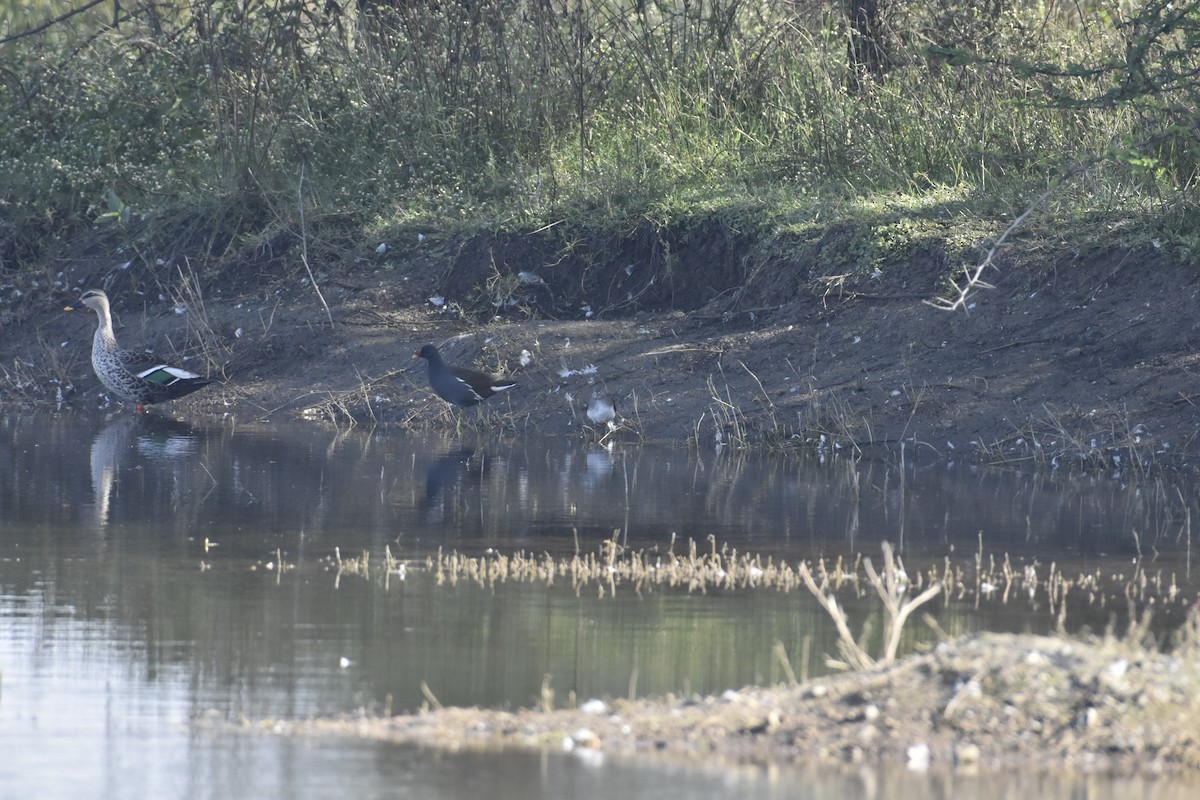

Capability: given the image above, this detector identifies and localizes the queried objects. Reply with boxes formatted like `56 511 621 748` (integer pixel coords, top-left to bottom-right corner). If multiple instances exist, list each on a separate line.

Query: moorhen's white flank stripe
415 343 516 408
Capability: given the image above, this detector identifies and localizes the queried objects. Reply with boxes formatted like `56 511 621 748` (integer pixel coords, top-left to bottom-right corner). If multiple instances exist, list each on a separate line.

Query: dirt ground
7 226 1199 472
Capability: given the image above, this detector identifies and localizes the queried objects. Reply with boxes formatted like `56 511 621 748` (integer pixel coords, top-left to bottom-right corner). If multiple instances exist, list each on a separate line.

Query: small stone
954 743 981 765
572 727 602 748
907 742 931 772
580 699 608 715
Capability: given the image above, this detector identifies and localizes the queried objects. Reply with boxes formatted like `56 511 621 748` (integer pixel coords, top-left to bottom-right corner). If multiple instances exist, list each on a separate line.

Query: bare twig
925 181 1055 313
0 0 109 45
297 164 334 328
797 560 875 671
738 359 778 425
863 542 943 664
420 681 443 710
799 542 942 670
928 129 1181 313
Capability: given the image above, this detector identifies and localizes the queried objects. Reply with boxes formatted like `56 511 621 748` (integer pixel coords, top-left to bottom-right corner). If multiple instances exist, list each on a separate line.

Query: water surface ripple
1 415 1197 798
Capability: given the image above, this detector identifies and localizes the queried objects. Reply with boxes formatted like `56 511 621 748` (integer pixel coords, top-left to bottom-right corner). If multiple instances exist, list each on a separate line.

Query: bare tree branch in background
927 125 1188 313
923 181 1056 314
0 0 110 46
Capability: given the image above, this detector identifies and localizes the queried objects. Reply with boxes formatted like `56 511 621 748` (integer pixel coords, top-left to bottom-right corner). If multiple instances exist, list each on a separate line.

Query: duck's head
64 289 110 314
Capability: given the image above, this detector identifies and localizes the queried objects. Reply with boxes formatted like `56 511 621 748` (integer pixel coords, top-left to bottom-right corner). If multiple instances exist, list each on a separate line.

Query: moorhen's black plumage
415 344 516 408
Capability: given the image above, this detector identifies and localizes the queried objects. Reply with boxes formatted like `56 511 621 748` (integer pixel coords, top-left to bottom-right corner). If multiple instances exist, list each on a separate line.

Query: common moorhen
66 289 214 412
415 344 516 408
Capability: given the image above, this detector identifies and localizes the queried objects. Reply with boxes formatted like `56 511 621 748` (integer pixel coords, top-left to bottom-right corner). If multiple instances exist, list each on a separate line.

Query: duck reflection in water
89 415 201 530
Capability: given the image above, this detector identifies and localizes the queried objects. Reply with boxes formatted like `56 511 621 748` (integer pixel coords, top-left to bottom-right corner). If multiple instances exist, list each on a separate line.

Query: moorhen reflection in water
421 448 482 523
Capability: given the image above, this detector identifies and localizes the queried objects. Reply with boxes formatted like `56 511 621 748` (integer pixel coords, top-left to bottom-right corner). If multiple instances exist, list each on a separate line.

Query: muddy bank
3 230 1199 469
245 632 1200 775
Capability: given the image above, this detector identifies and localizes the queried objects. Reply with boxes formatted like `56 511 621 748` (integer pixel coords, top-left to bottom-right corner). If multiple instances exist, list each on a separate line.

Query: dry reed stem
328 537 1191 658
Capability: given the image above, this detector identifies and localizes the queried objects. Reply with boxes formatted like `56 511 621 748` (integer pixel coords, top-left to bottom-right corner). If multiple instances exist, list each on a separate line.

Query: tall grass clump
1 0 1197 272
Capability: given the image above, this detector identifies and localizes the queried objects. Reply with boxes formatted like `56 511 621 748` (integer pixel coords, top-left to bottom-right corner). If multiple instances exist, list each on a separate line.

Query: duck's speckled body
67 289 213 411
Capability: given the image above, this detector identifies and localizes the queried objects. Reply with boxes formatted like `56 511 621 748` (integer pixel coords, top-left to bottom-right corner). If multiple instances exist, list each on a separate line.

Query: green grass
1 0 1197 280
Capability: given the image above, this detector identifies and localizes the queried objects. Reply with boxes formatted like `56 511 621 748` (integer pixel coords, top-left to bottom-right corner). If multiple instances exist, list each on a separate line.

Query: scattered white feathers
558 359 597 379
586 392 616 427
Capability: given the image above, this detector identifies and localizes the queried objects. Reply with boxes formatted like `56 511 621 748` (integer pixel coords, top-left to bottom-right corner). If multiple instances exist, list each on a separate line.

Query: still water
2 414 1198 799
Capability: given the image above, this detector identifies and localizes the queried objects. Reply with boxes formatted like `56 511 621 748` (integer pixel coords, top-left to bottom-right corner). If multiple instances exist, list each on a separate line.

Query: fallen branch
799 542 942 670
797 560 875 671
864 542 943 664
927 130 1181 313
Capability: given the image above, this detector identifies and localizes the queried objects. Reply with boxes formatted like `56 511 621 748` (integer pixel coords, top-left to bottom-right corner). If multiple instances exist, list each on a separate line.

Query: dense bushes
0 0 1197 268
